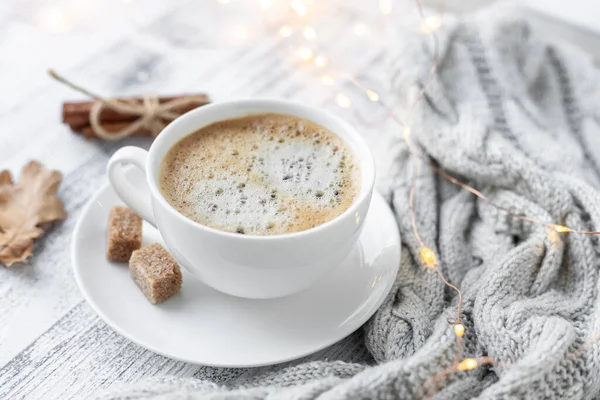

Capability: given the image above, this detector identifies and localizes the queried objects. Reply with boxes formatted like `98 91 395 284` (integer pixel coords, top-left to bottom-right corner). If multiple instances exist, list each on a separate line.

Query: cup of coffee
107 99 375 299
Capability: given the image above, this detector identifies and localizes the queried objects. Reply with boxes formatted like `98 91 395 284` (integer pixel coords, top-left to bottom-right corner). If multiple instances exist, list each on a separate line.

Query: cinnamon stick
62 94 210 130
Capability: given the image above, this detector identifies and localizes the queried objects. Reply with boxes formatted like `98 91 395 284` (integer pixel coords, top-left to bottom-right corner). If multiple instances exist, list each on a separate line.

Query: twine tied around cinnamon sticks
49 70 210 141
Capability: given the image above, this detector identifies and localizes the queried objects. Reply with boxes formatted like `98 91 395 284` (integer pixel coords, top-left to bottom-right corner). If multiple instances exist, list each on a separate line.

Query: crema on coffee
159 113 360 235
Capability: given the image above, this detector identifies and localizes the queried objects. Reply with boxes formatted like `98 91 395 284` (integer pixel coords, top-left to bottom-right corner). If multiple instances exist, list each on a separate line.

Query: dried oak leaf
0 161 66 267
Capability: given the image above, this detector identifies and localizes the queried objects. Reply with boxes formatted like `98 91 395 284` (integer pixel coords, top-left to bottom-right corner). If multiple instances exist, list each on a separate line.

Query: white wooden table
2 0 599 398
0 1 405 398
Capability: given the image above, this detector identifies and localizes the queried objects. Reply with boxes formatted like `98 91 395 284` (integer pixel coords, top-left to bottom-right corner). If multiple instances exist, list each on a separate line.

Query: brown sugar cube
107 206 143 262
129 243 182 304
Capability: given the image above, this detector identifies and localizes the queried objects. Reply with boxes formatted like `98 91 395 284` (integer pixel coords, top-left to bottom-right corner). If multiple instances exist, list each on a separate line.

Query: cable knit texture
96 4 600 399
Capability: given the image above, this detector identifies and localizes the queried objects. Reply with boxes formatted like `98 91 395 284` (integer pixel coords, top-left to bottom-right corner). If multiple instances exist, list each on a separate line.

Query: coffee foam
159 113 361 235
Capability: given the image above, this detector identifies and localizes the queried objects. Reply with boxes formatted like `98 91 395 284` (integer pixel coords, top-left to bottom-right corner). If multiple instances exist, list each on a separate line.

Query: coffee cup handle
107 146 157 227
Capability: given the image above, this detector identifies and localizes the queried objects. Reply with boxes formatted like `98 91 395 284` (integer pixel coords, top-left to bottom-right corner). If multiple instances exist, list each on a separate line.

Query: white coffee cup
107 99 375 299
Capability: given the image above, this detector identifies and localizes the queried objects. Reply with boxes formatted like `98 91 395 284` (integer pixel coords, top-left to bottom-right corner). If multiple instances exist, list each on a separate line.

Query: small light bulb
366 90 379 102
303 26 317 41
458 358 478 371
420 247 437 268
454 324 465 337
379 0 392 15
402 125 411 139
321 75 334 86
336 94 351 108
38 8 70 34
314 56 328 68
279 25 293 37
423 15 441 31
260 0 272 10
354 23 369 36
554 225 570 233
291 0 308 16
297 46 314 61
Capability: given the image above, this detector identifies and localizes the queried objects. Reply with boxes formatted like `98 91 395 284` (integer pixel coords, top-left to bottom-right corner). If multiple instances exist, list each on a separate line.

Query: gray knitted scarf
97 4 600 399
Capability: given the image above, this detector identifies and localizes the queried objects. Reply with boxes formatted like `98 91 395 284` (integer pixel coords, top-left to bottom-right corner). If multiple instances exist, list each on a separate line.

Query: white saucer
71 172 400 367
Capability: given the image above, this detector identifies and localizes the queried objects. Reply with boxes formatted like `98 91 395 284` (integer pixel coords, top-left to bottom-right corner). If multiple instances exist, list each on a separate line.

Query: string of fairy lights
252 0 473 375
220 0 600 394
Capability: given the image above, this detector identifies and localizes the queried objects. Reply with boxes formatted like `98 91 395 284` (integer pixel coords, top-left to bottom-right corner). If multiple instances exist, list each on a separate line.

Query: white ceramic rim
146 99 376 241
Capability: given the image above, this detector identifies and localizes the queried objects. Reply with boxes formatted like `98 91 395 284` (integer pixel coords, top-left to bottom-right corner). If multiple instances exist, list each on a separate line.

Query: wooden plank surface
0 0 405 398
0 300 372 399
